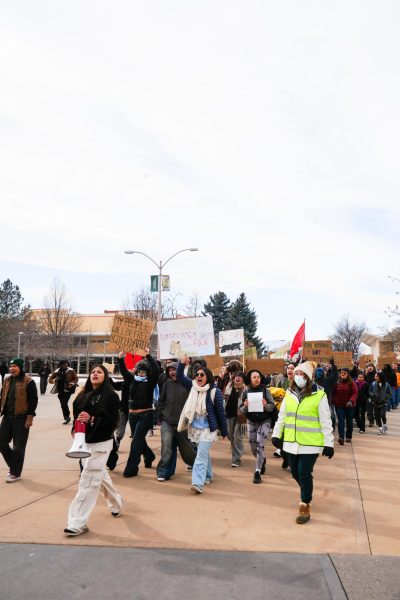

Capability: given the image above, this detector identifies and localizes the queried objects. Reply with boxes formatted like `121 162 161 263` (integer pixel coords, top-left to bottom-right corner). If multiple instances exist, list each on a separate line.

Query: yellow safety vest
284 389 325 446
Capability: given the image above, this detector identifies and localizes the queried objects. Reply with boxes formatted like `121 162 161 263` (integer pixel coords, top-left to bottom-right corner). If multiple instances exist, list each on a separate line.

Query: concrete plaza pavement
0 382 400 599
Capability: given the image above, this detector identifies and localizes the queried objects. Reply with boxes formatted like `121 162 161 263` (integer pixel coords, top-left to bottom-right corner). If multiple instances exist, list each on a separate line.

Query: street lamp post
124 248 198 323
17 331 24 358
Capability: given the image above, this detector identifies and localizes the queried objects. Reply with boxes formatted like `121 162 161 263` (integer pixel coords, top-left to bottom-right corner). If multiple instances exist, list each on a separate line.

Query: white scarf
177 381 210 432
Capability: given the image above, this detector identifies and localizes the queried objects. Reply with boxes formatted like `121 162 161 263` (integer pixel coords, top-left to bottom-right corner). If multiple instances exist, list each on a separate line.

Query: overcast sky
1 1 399 343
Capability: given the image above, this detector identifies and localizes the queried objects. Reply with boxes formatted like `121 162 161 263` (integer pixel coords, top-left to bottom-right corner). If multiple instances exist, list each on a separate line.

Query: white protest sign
219 329 245 357
247 392 264 412
157 316 215 360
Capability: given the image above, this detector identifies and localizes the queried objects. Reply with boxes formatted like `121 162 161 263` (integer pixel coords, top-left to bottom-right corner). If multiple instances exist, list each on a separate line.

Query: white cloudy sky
1 1 399 343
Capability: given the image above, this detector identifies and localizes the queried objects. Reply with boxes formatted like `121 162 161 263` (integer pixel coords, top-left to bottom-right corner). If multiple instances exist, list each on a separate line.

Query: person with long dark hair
177 355 228 494
239 369 276 484
272 361 334 524
64 364 123 537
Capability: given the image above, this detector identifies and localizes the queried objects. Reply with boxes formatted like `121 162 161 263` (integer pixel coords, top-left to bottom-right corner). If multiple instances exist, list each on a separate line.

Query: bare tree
162 292 182 319
183 290 203 317
122 287 157 321
33 278 81 359
330 314 367 358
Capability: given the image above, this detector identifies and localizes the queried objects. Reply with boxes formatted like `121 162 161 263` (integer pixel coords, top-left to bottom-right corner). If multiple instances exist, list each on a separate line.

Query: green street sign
150 275 159 292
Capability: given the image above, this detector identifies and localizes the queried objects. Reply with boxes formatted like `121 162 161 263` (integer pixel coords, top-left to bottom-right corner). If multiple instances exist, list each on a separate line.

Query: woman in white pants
64 365 123 536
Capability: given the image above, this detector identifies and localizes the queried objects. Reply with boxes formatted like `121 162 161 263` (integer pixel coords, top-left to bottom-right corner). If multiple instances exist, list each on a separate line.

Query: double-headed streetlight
124 248 198 322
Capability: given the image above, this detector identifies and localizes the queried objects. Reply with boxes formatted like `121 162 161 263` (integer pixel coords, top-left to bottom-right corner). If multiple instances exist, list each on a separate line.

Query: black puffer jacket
72 384 120 443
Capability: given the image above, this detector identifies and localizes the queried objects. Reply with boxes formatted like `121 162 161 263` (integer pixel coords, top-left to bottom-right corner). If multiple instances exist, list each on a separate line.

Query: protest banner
359 355 374 369
245 358 285 376
303 340 333 364
244 347 257 360
219 329 245 357
332 351 353 369
157 316 215 360
107 314 154 355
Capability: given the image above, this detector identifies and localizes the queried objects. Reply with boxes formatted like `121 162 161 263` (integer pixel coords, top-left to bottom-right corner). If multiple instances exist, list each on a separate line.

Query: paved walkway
1 383 400 599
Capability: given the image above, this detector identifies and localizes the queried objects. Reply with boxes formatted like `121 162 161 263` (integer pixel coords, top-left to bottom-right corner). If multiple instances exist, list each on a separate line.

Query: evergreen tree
0 279 29 320
0 279 31 357
202 291 231 334
226 293 265 356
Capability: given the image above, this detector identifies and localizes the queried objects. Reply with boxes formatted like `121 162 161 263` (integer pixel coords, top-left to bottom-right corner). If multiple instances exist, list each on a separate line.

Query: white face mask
294 375 307 388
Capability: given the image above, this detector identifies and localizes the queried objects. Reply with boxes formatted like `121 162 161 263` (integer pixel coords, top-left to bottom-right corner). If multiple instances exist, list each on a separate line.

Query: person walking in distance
0 358 38 483
332 368 358 445
39 362 51 395
369 372 392 435
49 360 78 424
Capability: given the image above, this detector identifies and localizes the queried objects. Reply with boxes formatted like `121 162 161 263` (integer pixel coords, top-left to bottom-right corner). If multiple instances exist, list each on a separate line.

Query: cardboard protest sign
157 316 215 360
332 351 353 369
378 340 394 355
378 354 399 369
244 347 257 360
108 315 154 355
245 358 285 376
303 341 333 364
102 362 115 374
219 329 244 357
359 355 374 369
204 354 225 375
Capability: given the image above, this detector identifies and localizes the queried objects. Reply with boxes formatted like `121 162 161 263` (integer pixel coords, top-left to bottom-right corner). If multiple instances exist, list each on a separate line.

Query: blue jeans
123 411 155 477
391 387 399 409
335 406 354 440
157 421 178 480
192 440 212 489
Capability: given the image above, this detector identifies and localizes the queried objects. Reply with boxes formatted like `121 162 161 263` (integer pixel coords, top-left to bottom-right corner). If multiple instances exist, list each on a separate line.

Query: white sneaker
383 424 388 433
5 474 21 483
63 525 89 536
157 477 166 482
378 427 383 435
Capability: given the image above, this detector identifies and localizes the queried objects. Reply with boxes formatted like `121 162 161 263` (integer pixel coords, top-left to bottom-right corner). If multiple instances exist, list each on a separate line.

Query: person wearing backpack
369 372 392 434
177 355 228 494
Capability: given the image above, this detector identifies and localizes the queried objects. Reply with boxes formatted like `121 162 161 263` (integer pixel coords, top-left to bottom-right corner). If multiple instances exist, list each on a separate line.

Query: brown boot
296 502 310 524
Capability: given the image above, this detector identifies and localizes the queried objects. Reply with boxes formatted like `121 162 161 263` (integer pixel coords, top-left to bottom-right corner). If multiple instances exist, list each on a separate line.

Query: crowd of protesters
0 352 399 535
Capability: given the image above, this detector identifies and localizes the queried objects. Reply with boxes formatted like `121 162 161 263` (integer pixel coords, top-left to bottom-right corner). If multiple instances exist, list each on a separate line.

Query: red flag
124 353 143 370
289 322 305 357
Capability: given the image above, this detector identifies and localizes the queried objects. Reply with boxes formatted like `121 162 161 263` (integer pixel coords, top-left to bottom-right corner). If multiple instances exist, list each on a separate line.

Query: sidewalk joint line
327 553 349 599
0 479 81 519
350 441 372 555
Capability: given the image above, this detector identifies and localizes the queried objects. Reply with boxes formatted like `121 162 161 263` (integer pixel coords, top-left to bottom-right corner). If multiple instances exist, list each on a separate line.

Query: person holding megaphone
64 364 123 537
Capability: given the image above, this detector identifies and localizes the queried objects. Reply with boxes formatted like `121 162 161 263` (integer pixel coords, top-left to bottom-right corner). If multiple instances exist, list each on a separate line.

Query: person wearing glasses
177 356 228 494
